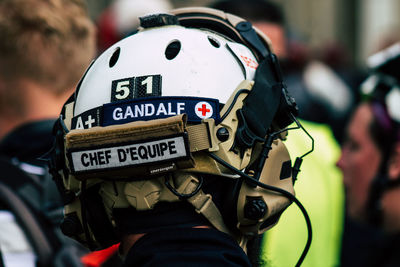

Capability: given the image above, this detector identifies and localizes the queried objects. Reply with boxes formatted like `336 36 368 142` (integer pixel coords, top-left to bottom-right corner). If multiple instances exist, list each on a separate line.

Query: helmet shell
74 25 258 116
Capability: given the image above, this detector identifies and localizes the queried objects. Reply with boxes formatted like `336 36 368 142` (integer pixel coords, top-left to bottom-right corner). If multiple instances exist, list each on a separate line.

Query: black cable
247 176 312 267
252 126 296 181
287 114 315 182
290 114 314 159
59 115 70 133
164 174 204 199
80 180 96 251
209 152 312 267
219 89 250 123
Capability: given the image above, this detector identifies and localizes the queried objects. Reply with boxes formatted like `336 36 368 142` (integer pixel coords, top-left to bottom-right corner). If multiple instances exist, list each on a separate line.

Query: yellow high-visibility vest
261 120 345 267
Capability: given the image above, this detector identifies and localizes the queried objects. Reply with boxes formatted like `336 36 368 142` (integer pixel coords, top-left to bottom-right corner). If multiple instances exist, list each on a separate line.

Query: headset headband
171 7 271 60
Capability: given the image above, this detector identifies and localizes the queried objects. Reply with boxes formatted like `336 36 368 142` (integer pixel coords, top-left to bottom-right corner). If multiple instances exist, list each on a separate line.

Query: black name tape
67 134 190 175
71 97 220 130
103 96 220 126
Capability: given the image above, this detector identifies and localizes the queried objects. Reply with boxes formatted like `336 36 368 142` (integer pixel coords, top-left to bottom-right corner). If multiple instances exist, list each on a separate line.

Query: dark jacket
0 120 88 267
123 227 252 267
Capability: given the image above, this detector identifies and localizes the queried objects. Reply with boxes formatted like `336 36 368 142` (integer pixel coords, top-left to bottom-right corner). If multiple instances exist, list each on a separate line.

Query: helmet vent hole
208 36 220 48
165 40 181 60
109 47 120 68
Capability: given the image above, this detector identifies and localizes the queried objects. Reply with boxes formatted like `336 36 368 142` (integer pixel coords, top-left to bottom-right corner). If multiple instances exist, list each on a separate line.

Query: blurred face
337 103 382 221
253 22 287 59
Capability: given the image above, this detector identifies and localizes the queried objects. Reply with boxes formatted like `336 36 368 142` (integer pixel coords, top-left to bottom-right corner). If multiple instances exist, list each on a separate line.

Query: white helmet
49 7 300 251
73 23 258 127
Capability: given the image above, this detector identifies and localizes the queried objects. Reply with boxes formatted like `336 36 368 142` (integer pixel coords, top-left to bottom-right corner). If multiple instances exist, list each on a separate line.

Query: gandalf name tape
67 134 189 174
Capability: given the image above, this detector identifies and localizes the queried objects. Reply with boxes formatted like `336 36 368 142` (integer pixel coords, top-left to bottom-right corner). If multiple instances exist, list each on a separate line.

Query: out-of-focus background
86 0 400 68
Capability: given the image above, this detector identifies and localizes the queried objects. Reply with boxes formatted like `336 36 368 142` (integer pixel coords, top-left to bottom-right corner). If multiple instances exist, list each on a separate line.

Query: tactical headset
47 7 312 266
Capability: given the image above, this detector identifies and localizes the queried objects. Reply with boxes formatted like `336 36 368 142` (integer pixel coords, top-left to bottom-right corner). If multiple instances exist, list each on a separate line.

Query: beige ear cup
236 139 294 236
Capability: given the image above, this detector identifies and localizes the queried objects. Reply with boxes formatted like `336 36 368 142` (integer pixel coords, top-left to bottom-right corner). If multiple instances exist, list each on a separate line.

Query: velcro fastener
172 173 233 236
187 123 211 152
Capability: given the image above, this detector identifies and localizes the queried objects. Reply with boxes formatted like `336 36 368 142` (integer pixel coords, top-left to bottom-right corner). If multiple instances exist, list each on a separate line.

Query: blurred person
338 42 400 267
46 6 311 267
211 0 358 144
210 0 287 59
0 0 96 266
96 0 173 52
210 0 345 266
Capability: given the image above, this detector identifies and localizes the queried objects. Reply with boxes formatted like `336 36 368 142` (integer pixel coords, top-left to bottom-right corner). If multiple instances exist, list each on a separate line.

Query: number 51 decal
111 74 162 102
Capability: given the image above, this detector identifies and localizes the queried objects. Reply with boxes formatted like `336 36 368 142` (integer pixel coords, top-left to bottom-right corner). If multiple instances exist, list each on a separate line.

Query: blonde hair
0 0 96 95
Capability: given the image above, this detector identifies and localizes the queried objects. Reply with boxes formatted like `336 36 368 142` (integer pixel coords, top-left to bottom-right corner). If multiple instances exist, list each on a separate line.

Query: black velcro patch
280 160 292 180
111 77 135 102
71 107 102 129
110 75 162 103
135 75 162 98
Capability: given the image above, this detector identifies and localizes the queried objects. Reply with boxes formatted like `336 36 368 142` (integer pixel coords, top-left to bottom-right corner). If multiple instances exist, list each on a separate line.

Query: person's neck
0 80 72 139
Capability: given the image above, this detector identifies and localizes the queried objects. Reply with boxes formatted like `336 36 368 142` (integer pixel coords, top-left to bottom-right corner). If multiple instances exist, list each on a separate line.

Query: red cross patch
194 101 213 119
